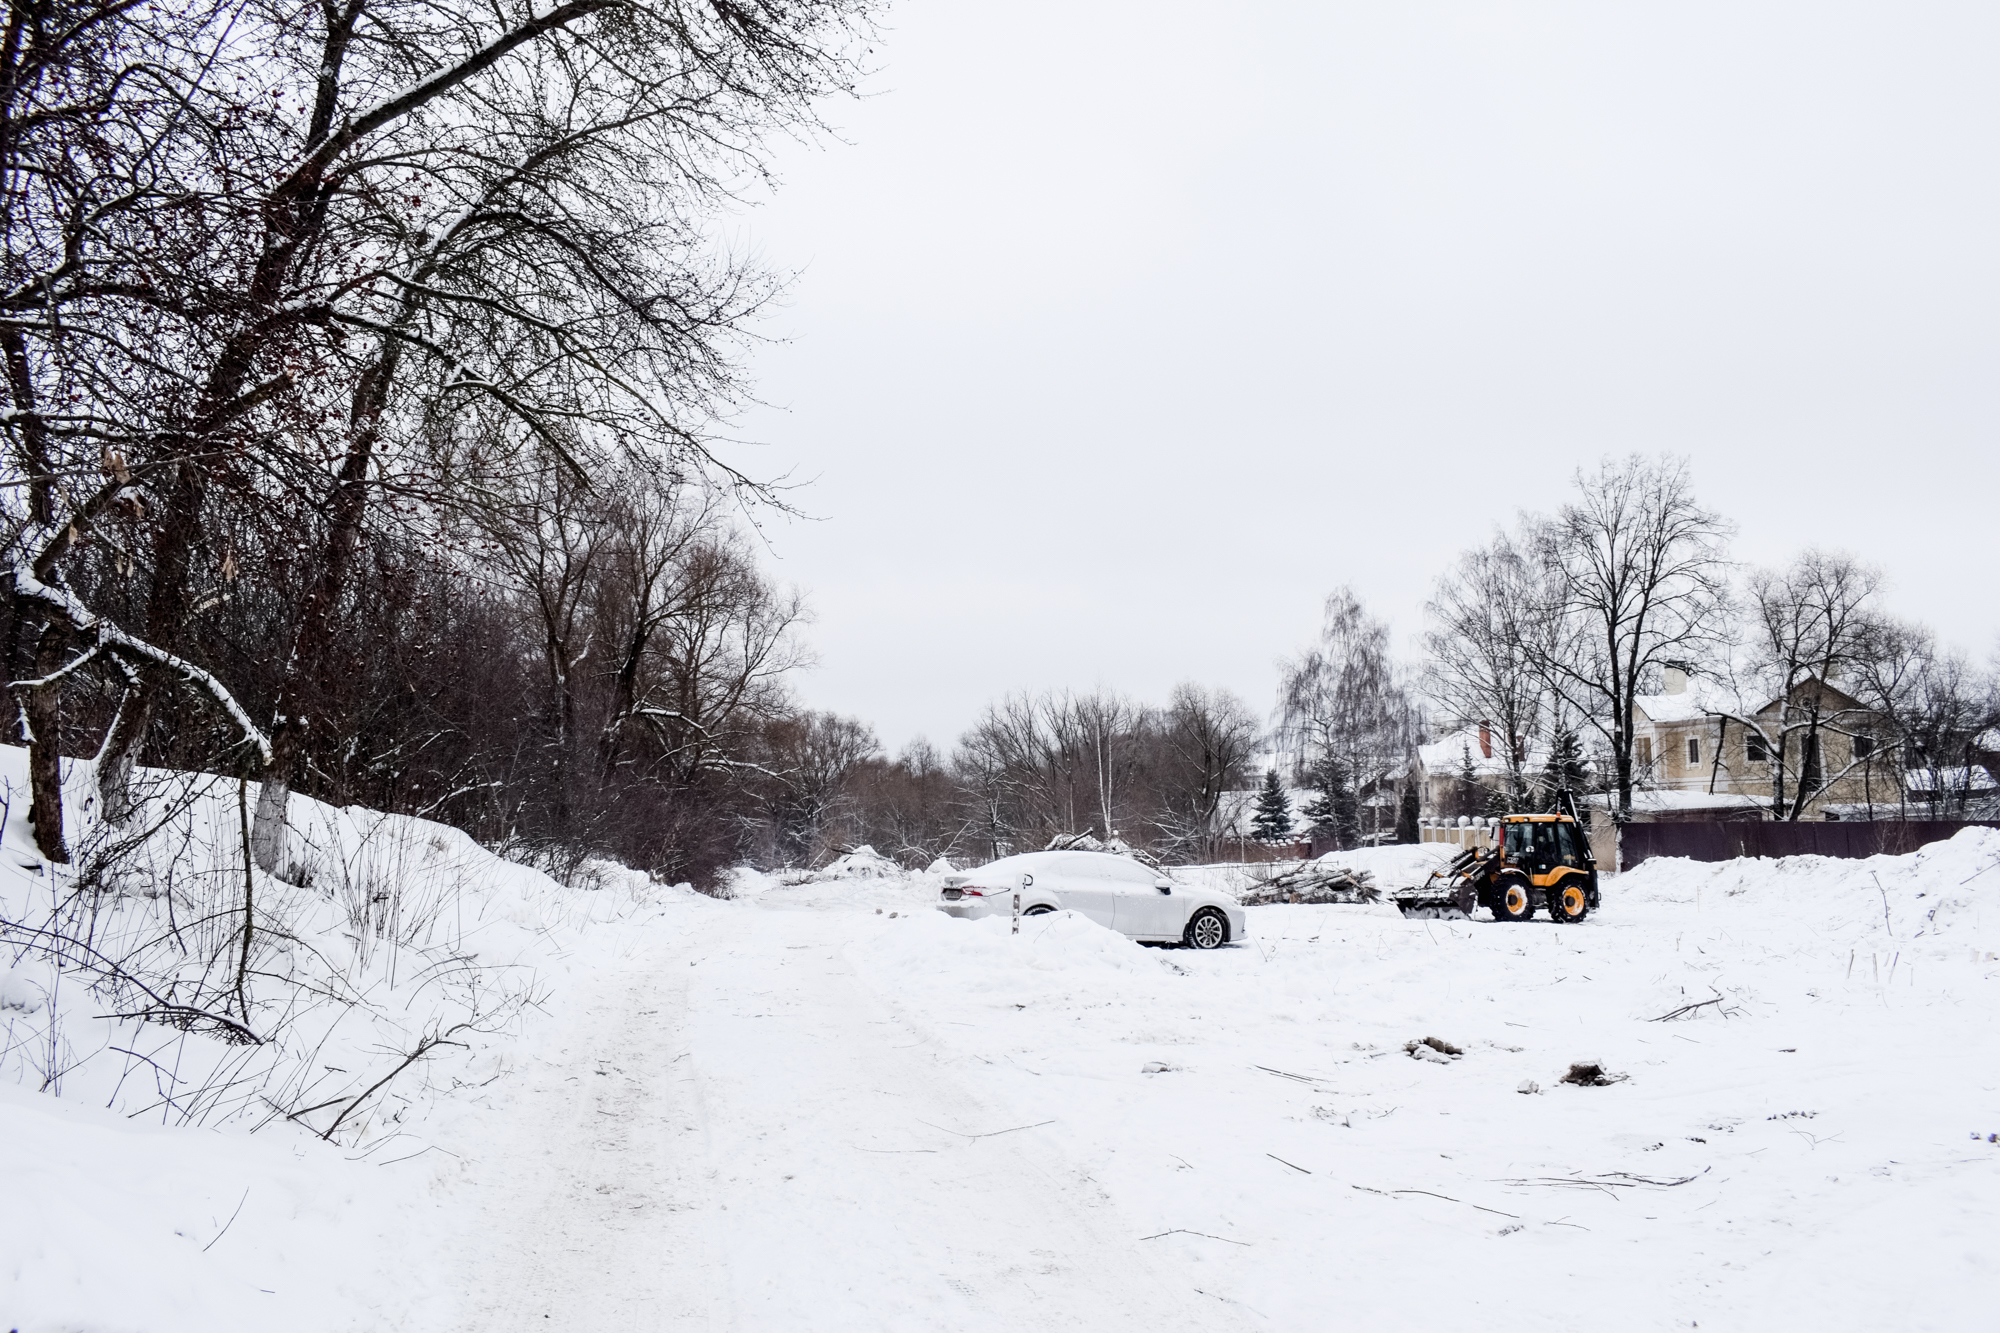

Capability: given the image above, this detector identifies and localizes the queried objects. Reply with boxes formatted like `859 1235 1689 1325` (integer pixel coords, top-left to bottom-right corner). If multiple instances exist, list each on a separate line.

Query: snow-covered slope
0 748 692 1331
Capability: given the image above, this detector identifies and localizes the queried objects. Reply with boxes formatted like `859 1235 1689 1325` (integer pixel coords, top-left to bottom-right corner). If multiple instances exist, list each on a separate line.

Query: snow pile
0 750 660 1137
867 906 1175 985
815 844 903 879
1618 825 2000 953
2 1079 426 1331
0 745 686 1331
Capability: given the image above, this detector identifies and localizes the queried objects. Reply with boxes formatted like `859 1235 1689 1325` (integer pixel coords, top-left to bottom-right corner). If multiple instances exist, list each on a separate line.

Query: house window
1687 737 1701 766
1747 733 1769 763
1637 737 1653 767
1853 733 1875 761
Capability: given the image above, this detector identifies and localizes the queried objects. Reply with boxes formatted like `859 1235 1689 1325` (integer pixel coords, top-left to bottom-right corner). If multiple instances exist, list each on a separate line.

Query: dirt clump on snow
1559 1061 1628 1087
1405 1036 1463 1062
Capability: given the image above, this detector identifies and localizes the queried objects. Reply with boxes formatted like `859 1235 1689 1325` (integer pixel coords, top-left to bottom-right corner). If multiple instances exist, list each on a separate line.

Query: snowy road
419 838 2000 1332
442 894 1250 1332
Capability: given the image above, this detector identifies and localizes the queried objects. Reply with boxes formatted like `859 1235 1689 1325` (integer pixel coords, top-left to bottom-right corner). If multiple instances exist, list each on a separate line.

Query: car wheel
1024 904 1055 916
1183 907 1228 950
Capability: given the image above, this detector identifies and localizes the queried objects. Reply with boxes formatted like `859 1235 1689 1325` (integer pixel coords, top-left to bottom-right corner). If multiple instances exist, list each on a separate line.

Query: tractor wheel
1548 882 1590 923
1491 874 1537 923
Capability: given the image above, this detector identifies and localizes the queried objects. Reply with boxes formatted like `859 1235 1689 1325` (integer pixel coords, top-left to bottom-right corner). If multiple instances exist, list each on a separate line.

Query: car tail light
960 887 987 897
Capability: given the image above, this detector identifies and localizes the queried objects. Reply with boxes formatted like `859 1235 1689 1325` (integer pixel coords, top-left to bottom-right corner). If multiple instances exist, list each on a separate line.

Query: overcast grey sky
725 0 1999 753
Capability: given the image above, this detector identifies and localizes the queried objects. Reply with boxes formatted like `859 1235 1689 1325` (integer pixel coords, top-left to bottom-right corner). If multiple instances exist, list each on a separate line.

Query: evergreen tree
1330 761 1362 848
1299 755 1358 849
1299 776 1338 844
1395 778 1420 844
1250 768 1293 843
1541 727 1588 810
1455 741 1481 818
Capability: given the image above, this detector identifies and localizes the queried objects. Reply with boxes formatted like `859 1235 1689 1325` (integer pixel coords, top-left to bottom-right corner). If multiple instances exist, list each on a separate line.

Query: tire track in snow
446 950 730 1331
674 900 1255 1332
446 897 1254 1330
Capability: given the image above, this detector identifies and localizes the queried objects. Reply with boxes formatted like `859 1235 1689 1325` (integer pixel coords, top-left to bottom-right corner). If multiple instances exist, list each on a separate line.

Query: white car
935 850 1247 949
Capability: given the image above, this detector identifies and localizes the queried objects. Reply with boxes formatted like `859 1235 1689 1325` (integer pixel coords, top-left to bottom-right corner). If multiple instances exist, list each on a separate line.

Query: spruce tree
1300 778 1338 845
1542 728 1588 810
1329 759 1362 848
1250 768 1293 843
1297 755 1364 849
1395 779 1420 844
1457 741 1479 818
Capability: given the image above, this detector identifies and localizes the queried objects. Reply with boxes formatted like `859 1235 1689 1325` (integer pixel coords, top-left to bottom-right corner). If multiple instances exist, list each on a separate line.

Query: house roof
1415 725 1541 778
1632 678 1746 724
1584 789 1767 813
1904 767 1999 795
1633 675 1869 726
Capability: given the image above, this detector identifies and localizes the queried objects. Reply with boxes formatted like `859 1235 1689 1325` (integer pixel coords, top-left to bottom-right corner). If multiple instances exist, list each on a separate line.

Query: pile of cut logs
1238 862 1381 906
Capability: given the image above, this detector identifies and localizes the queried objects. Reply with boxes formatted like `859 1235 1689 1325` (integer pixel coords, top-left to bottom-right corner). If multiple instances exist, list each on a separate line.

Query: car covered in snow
935 851 1246 948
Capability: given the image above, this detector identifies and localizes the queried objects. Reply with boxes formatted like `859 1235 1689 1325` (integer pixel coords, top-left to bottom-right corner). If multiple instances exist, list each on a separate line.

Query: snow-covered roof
1632 678 1746 724
1975 730 2000 754
1416 725 1533 778
1585 789 1767 813
1903 767 1999 795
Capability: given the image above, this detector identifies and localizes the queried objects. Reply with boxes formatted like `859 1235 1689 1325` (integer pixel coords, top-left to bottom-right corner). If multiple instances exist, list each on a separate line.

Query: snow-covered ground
8 787 2000 1329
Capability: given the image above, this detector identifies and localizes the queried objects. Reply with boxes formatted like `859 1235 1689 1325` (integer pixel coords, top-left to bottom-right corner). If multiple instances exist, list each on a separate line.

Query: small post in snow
1013 890 1021 934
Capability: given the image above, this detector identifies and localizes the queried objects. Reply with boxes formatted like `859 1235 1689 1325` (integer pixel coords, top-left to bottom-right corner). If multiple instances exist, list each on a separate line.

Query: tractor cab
1500 814 1590 877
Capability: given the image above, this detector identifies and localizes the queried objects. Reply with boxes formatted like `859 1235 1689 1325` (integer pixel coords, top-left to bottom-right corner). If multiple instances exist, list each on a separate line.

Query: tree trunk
95 675 158 824
249 349 395 874
598 629 647 780
94 458 203 822
24 617 69 862
250 743 295 878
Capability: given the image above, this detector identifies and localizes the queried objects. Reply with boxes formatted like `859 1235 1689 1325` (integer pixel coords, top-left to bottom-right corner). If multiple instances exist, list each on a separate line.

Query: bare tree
841 738 974 867
1850 621 1997 818
955 691 1092 844
1422 533 1552 808
1277 587 1415 840
594 477 724 781
1710 550 1888 819
754 710 879 865
1 0 877 864
1150 682 1258 860
1530 456 1732 819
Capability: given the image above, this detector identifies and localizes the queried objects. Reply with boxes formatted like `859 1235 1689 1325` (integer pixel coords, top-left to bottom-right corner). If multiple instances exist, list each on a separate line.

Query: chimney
1478 722 1492 759
1663 665 1688 696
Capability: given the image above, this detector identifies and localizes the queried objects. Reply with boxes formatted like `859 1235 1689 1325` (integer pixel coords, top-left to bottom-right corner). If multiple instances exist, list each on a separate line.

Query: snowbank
1618 824 2000 953
816 844 902 878
869 906 1176 985
0 746 689 1330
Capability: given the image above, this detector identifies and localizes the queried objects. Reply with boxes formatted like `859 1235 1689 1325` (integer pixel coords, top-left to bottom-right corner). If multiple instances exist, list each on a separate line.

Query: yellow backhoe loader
1394 790 1600 923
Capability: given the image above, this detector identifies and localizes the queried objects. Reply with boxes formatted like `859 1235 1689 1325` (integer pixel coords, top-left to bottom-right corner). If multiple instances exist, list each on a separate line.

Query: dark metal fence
1619 820 2000 870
